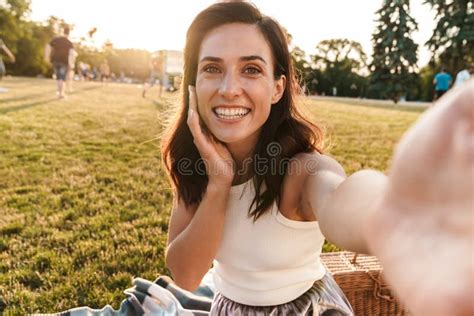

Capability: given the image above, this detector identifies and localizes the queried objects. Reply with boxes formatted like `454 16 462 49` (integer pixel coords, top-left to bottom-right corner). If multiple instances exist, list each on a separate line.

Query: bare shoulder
289 151 346 178
280 151 345 221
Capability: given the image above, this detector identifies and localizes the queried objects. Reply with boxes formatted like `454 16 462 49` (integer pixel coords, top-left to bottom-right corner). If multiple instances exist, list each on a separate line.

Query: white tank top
212 178 327 306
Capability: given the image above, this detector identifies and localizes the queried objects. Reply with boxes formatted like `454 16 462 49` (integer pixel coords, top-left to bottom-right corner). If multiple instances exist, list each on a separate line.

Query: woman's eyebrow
199 55 267 64
199 56 222 63
240 55 267 64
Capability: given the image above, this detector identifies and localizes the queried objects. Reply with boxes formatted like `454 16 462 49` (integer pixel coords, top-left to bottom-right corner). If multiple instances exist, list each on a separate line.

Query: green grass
0 77 423 314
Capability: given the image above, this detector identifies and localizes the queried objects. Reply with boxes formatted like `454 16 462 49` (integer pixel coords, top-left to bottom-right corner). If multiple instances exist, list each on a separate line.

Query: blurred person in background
142 51 165 98
100 60 111 86
454 64 472 88
45 26 74 99
0 38 15 87
67 48 78 93
433 66 452 100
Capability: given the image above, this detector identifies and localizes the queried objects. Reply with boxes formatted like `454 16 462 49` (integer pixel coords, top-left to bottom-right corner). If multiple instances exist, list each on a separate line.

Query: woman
162 2 473 315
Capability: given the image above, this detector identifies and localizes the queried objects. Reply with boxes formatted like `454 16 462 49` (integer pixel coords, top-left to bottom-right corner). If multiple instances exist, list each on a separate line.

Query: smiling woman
161 2 341 314
160 2 473 316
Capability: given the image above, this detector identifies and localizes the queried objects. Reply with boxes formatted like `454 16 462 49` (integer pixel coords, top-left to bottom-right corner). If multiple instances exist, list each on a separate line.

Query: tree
0 0 29 53
369 0 419 102
311 39 367 72
2 0 30 18
0 0 56 76
290 46 311 91
310 39 368 97
10 21 55 76
419 61 438 101
424 0 474 73
290 46 307 81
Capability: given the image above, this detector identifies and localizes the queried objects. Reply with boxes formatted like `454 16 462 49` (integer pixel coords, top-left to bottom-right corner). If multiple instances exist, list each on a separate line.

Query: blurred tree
369 0 419 103
113 49 150 80
79 48 151 80
311 39 367 71
0 0 28 53
310 39 368 97
75 45 104 70
290 46 311 90
291 46 307 80
0 0 58 76
4 0 30 18
418 61 438 101
424 0 474 73
11 21 55 76
287 31 319 95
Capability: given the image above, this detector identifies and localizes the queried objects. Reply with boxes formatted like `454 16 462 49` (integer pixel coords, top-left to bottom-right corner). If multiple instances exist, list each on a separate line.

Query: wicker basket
320 251 410 316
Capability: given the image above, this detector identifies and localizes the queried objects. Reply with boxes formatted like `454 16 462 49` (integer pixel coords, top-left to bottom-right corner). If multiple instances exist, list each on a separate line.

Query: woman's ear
271 75 286 104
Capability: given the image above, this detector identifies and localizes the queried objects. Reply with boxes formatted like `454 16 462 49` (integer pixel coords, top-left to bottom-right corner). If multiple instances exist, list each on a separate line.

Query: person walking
433 67 452 100
454 65 472 88
142 51 165 98
99 60 111 86
45 26 74 99
0 38 15 83
66 48 78 93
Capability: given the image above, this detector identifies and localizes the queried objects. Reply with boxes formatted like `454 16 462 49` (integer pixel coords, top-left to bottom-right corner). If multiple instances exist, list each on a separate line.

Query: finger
188 85 212 134
187 86 208 150
436 80 474 121
453 119 474 163
396 81 474 159
188 85 215 141
188 85 198 113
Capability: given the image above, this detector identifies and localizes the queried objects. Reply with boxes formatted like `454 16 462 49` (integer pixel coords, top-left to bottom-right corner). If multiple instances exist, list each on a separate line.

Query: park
1 0 473 315
0 77 426 313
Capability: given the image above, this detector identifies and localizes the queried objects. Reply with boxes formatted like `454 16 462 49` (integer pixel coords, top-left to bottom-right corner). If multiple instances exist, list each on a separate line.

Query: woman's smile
212 106 251 122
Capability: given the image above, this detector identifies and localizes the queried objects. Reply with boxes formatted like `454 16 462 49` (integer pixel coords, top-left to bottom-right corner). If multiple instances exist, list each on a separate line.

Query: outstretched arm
305 81 474 316
304 164 387 254
366 81 473 316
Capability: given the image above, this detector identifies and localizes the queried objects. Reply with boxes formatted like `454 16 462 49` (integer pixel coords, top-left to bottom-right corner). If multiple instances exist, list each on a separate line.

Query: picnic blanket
34 270 216 316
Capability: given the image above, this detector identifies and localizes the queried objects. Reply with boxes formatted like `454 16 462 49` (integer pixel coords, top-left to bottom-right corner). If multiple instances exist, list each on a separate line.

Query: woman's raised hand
187 86 235 187
367 81 474 316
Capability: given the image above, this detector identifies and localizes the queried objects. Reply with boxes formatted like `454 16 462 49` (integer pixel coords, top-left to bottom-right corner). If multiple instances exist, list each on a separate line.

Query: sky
28 0 437 67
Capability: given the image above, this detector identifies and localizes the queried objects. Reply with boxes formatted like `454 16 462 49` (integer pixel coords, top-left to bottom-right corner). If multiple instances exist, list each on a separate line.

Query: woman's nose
218 71 242 99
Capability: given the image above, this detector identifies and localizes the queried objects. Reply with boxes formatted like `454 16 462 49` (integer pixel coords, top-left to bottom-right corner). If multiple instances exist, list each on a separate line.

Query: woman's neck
226 133 260 184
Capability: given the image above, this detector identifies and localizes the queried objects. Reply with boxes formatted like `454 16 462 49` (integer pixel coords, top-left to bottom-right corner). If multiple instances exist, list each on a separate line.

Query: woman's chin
214 134 242 144
212 129 261 148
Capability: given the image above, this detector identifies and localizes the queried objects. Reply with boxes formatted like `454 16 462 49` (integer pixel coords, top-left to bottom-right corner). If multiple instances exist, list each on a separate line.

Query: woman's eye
203 65 220 73
244 67 262 75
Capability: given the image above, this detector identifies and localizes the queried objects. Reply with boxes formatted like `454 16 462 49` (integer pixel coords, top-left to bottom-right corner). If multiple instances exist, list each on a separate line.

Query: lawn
0 77 424 314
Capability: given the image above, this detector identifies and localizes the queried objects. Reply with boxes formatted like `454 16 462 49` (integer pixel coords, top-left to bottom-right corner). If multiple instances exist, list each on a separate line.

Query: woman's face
195 23 285 147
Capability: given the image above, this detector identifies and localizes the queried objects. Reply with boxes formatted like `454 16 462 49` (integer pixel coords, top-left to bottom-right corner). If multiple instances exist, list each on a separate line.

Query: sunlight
29 0 436 66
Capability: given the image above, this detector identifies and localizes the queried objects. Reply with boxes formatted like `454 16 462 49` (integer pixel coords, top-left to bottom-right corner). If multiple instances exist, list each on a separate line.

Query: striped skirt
210 272 353 315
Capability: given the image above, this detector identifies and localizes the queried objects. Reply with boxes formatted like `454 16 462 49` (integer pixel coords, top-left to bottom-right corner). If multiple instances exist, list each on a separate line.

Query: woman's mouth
213 106 251 120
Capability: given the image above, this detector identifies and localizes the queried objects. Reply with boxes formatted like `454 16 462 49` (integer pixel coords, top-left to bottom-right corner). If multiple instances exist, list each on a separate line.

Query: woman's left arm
305 80 474 316
304 165 387 254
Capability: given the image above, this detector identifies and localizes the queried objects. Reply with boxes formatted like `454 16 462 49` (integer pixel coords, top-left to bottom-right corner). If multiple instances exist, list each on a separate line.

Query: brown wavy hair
161 1 323 220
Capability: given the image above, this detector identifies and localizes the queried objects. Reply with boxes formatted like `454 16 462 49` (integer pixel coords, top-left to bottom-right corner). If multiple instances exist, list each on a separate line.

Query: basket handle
350 253 359 264
367 270 396 302
351 252 396 302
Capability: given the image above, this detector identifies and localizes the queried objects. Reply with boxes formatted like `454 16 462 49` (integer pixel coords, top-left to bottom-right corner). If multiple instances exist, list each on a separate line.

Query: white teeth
214 107 250 120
